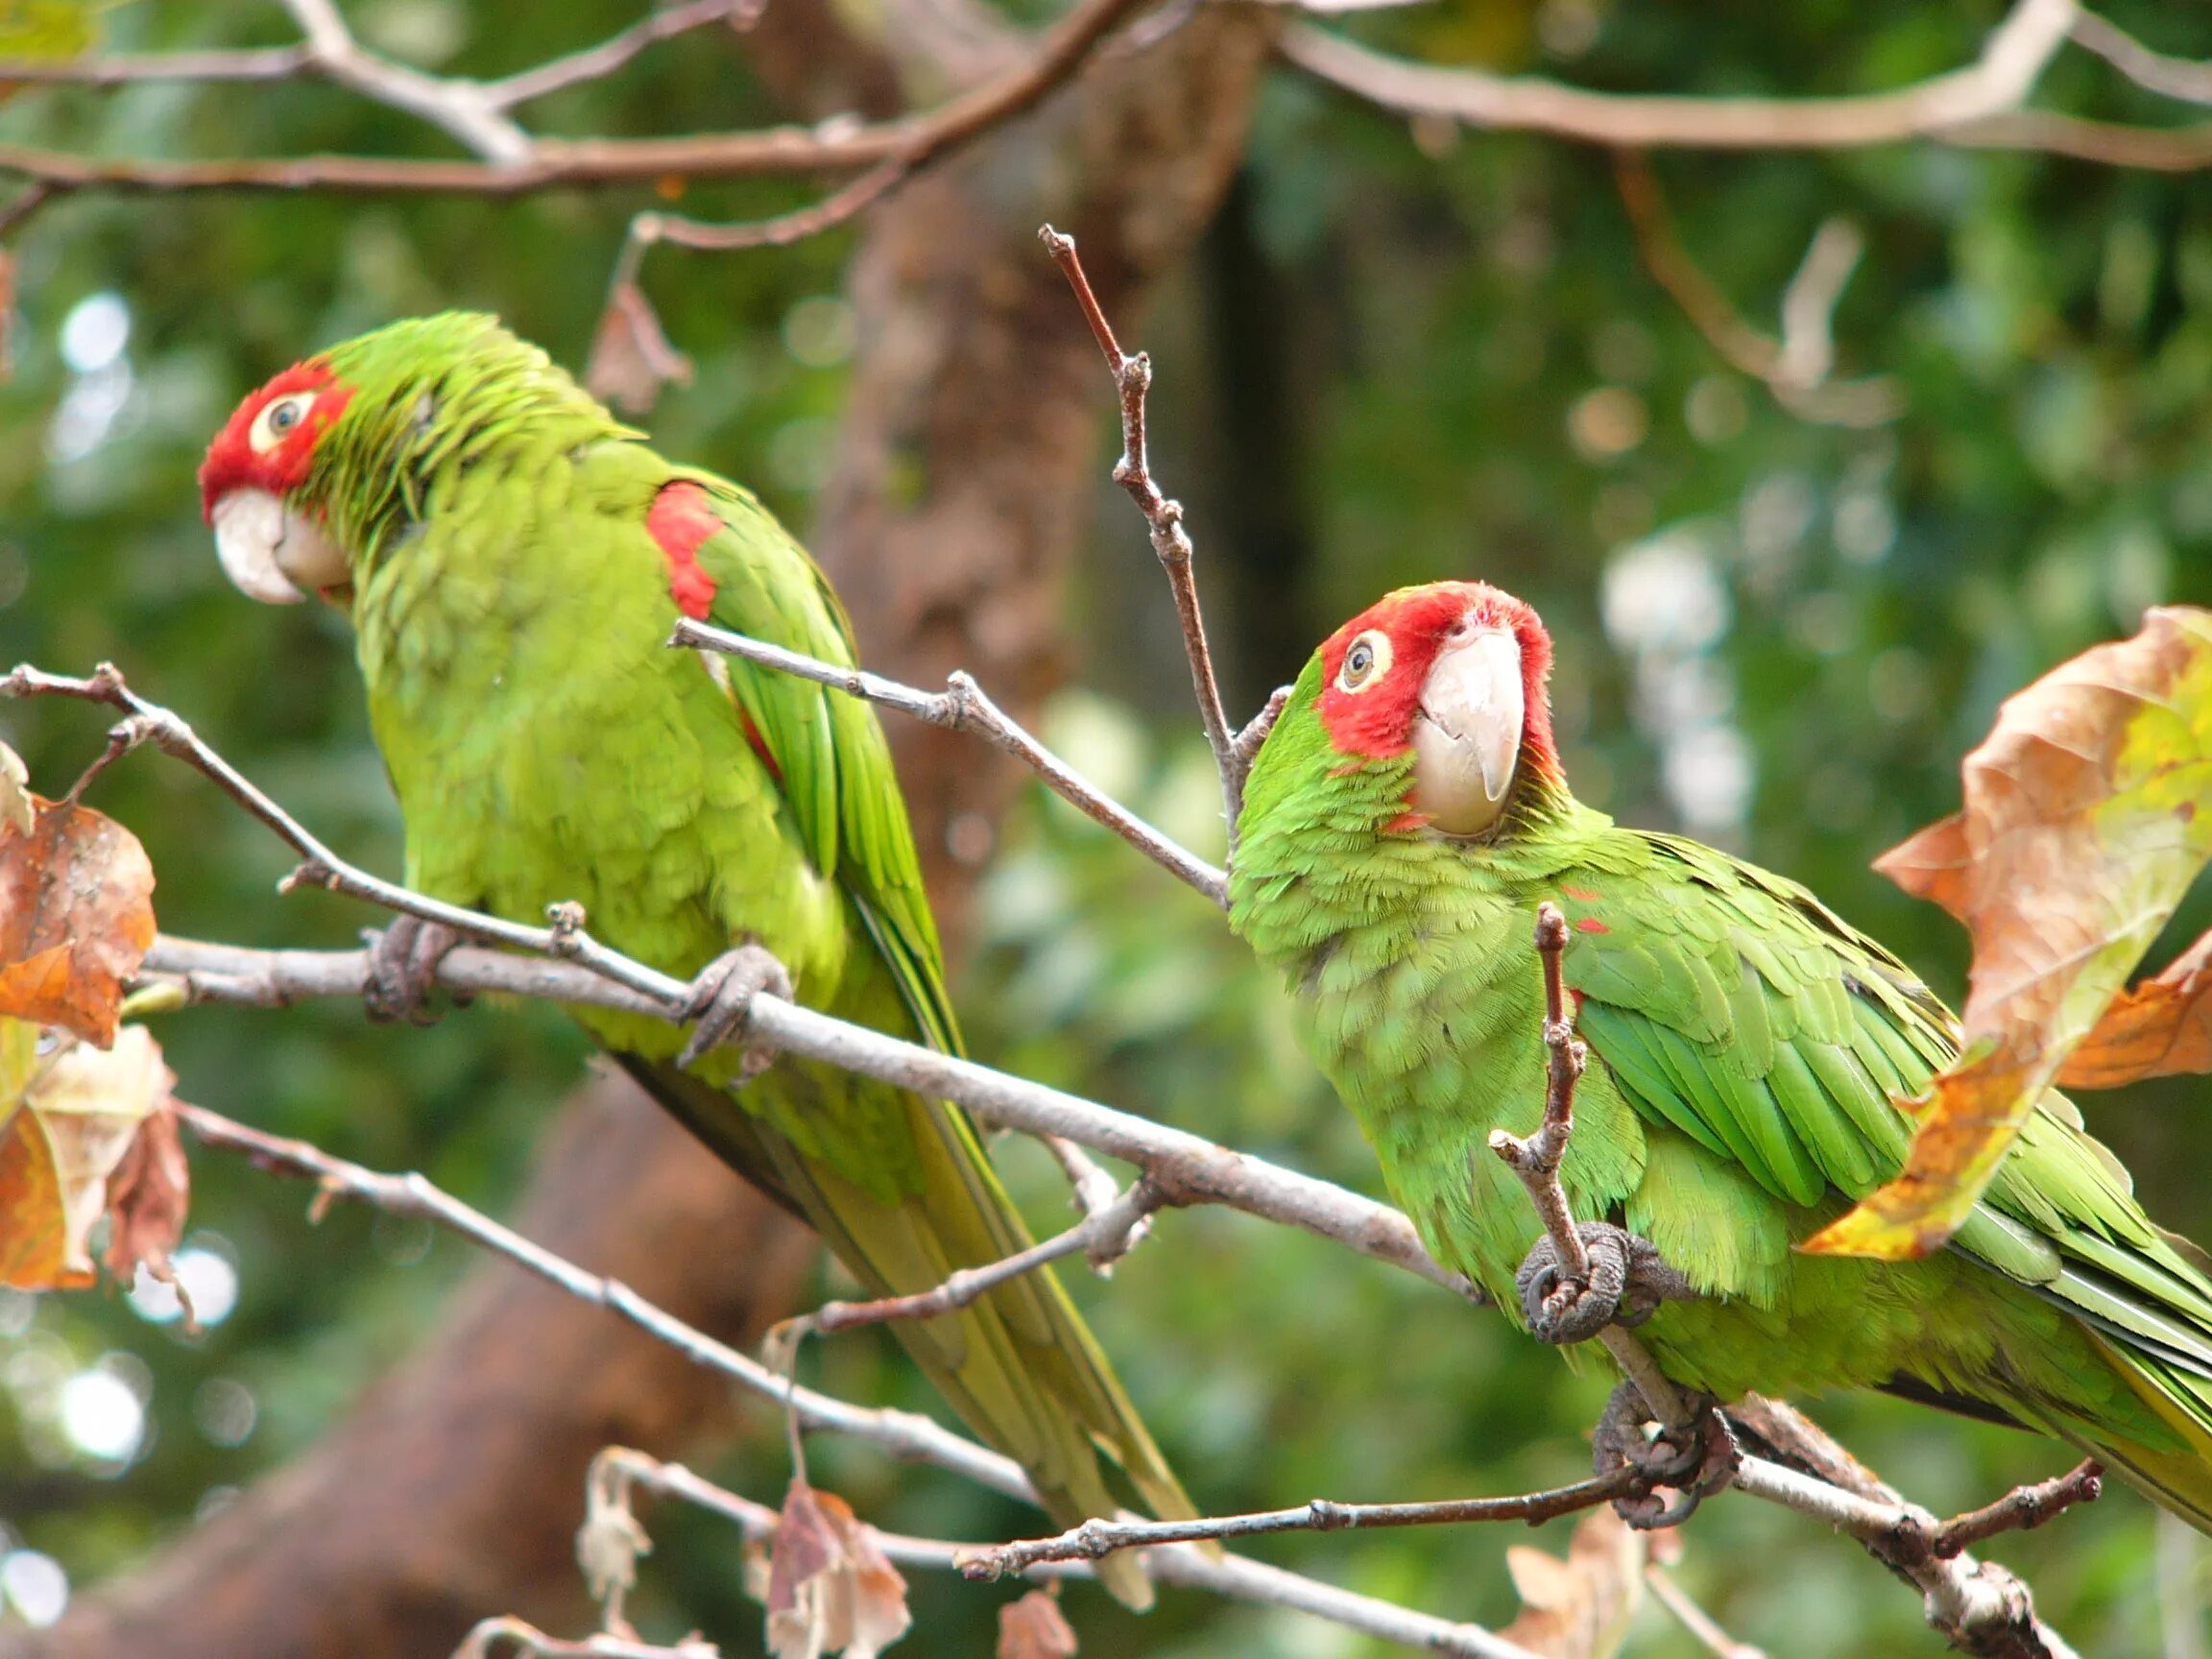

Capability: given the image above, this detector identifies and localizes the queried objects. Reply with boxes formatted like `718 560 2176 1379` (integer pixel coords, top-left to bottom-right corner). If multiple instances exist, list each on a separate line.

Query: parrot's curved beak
211 489 349 607
1409 622 1524 836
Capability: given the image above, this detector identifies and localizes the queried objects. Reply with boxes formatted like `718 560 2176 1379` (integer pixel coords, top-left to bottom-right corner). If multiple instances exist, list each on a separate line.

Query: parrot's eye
249 392 318 454
1336 631 1392 692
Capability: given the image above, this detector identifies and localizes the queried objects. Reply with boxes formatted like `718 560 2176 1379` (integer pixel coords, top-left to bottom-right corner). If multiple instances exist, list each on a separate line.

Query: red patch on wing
199 359 352 517
735 705 781 786
646 481 723 619
1310 581 1561 784
1559 883 1601 902
1575 917 1611 934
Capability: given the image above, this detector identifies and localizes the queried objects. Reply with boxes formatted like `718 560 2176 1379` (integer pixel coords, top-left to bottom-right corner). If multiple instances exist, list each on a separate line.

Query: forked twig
1039 226 1250 855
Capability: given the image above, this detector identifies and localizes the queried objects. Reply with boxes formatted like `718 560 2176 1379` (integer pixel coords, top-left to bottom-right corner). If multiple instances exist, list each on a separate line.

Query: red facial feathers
198 360 351 520
1313 581 1559 779
645 482 723 621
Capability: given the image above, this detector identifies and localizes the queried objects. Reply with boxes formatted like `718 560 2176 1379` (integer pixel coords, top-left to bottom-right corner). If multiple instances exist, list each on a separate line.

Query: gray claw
1593 1382 1740 1529
364 917 466 1026
678 942 794 1076
1515 1220 1695 1345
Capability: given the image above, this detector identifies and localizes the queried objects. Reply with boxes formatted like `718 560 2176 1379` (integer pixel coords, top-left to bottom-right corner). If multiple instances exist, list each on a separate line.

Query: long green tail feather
621 1055 1194 1609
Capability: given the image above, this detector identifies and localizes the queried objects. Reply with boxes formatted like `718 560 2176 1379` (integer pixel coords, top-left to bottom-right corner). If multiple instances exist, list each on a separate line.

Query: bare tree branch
1039 225 1249 856
668 617 1228 902
1283 0 2079 151
589 1448 1545 1658
2068 12 2212 108
1613 154 1906 427
483 0 759 108
0 0 1153 199
277 0 532 161
957 1472 1640 1576
142 926 1468 1298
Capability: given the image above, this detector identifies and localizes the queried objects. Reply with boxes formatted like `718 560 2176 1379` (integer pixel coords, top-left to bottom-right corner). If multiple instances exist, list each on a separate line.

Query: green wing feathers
649 479 1193 1599
1560 830 2212 1526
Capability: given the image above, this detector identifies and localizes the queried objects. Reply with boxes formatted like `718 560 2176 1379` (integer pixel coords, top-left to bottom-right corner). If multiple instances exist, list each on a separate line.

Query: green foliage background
6 1 2212 1653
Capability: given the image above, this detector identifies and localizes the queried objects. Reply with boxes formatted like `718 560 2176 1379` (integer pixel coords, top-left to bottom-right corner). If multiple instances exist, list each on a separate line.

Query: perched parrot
1229 578 2212 1527
198 312 1190 1601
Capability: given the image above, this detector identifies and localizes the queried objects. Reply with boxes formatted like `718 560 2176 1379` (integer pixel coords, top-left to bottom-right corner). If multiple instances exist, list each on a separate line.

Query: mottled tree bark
3 11 1270 1654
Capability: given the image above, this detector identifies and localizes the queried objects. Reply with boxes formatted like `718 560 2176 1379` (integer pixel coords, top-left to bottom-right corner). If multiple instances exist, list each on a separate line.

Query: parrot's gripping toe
1593 1382 1739 1529
1515 1220 1695 1345
677 943 794 1076
363 916 469 1025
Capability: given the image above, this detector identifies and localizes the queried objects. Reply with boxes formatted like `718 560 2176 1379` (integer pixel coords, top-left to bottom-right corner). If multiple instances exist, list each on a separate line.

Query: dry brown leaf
996 1588 1077 1659
1496 1507 1647 1659
0 1023 180 1290
0 790 156 1046
2056 927 2212 1089
763 1479 911 1659
103 1099 188 1283
586 280 694 416
1809 606 2212 1259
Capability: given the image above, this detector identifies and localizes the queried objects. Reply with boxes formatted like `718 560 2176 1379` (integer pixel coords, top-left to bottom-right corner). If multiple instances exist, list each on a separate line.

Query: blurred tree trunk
0 11 1269 1656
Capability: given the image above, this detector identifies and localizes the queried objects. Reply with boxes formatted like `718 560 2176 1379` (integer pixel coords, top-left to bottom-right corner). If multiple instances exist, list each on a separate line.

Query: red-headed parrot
1230 578 2212 1527
199 311 1190 1602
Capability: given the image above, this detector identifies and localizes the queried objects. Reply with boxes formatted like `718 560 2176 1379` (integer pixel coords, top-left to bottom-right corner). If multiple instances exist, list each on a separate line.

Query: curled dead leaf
764 1478 911 1659
586 280 694 416
0 1022 179 1289
1809 606 2212 1259
997 1588 1077 1659
2056 927 2212 1089
1497 1507 1647 1659
0 789 156 1046
104 1100 188 1286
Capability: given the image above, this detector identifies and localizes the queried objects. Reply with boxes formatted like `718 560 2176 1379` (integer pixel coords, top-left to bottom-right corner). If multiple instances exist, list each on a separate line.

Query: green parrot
1229 578 2212 1527
198 312 1190 1601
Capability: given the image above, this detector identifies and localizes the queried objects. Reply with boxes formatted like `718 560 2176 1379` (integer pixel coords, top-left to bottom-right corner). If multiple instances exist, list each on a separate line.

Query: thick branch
142 931 1471 1299
668 617 1227 902
1283 0 2080 151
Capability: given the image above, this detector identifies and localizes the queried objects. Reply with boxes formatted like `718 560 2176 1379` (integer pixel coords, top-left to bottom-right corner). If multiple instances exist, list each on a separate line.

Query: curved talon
1592 1382 1740 1529
678 942 795 1075
363 917 467 1025
1515 1220 1695 1345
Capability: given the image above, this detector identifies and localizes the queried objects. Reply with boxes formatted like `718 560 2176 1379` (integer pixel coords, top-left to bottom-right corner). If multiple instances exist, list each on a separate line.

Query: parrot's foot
678 943 794 1076
1515 1220 1695 1345
363 916 469 1025
1592 1382 1739 1529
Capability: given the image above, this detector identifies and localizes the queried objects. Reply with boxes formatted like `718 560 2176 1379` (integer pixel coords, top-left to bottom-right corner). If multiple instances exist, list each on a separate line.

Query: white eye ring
1336 630 1392 692
249 392 317 454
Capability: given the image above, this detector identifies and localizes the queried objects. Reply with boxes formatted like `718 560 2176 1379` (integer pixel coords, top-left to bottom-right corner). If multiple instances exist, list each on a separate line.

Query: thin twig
174 1100 1035 1502
592 1449 1542 1659
669 618 1228 902
1929 1461 2104 1559
626 161 908 258
959 1470 1642 1577
1645 1563 1767 1659
279 0 532 163
484 0 757 108
1487 904 1591 1284
805 1178 1166 1334
1612 153 1905 426
1039 226 1248 855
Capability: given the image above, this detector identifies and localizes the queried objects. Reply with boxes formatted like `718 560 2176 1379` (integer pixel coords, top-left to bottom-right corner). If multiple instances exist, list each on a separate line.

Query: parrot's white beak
1410 620 1525 836
211 488 349 606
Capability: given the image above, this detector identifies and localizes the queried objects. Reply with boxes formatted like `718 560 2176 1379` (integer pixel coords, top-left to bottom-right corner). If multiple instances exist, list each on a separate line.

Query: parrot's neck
1229 736 1606 985
309 352 628 577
